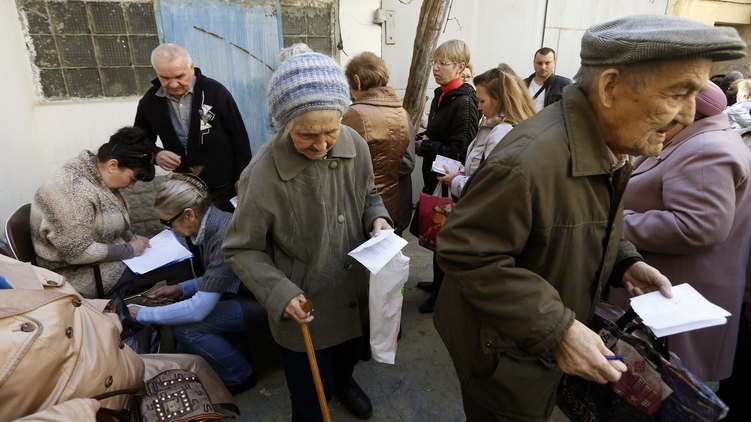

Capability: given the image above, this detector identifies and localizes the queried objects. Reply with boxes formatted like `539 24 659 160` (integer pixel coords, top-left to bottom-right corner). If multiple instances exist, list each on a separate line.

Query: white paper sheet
629 283 731 338
347 230 408 274
122 230 193 275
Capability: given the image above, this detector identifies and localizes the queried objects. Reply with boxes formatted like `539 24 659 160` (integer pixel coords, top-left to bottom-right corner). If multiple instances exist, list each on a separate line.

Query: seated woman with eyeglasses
31 126 193 298
127 171 261 394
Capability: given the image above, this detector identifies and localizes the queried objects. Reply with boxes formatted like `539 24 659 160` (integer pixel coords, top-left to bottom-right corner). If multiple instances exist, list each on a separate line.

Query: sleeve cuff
608 257 643 288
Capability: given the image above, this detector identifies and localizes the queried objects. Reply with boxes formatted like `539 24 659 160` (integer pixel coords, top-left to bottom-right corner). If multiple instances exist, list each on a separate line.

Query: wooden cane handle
299 299 314 313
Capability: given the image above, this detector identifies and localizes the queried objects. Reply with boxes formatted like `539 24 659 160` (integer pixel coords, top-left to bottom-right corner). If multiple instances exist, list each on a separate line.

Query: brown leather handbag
93 369 234 422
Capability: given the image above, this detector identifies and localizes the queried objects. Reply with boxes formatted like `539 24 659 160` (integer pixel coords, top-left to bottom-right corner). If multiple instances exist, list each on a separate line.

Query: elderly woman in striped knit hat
222 52 392 421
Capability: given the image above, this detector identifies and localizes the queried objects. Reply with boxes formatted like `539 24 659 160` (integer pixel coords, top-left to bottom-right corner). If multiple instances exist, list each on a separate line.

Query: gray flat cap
581 14 746 66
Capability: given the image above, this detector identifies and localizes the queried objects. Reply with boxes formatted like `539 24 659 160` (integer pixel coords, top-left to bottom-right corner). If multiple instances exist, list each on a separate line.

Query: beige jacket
0 255 233 422
31 151 130 297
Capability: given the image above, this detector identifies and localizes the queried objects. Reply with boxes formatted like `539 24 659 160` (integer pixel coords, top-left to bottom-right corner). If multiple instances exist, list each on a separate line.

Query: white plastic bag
369 251 410 364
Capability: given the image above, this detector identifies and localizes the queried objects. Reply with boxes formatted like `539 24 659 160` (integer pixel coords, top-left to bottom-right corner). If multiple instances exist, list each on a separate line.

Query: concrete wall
0 2 143 246
666 0 751 77
339 0 381 68
339 0 670 201
668 0 751 25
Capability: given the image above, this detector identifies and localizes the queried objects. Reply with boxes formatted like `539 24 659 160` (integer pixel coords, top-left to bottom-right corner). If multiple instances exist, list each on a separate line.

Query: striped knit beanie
267 52 350 126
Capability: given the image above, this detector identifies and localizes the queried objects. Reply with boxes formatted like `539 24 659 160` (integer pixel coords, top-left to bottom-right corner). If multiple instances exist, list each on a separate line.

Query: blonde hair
473 63 536 125
154 168 211 217
434 39 470 69
465 63 474 76
344 52 389 92
735 79 751 96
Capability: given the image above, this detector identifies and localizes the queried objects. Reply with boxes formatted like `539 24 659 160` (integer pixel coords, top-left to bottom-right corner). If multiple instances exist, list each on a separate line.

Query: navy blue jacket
134 68 251 191
524 73 572 108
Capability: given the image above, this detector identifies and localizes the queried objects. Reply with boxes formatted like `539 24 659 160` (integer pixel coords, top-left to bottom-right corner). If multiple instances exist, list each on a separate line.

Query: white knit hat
267 52 350 126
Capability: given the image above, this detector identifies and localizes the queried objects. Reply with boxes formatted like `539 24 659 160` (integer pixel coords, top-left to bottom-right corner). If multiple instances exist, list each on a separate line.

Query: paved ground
156 230 570 421
193 231 570 422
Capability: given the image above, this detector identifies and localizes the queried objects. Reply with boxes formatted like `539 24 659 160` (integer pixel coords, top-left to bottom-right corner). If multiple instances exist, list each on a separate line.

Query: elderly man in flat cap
433 14 746 421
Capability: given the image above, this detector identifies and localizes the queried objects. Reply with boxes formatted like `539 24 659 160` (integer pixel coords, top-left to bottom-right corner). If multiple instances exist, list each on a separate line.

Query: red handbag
416 184 455 251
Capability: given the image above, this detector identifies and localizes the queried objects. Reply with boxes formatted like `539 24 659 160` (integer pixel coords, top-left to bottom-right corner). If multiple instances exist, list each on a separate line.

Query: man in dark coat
434 15 746 421
523 47 572 111
134 43 251 213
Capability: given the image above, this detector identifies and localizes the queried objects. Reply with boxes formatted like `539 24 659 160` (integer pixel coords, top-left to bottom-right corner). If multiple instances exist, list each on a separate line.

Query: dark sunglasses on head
160 209 185 228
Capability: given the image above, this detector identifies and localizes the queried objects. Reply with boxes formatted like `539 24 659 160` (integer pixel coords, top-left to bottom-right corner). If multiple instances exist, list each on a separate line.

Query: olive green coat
222 125 391 353
434 85 641 421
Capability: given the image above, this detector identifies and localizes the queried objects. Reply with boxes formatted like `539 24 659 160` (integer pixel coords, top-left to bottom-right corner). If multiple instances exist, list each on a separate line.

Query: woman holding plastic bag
223 51 392 421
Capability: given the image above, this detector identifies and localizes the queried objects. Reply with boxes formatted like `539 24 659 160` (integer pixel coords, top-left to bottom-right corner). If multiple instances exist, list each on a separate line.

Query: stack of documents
432 155 462 175
629 283 731 338
122 230 193 275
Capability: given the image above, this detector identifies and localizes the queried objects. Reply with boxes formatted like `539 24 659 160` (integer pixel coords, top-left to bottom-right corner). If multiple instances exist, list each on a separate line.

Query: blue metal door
154 0 282 152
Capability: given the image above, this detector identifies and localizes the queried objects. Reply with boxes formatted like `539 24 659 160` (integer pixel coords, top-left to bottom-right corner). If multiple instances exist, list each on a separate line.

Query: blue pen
543 354 625 362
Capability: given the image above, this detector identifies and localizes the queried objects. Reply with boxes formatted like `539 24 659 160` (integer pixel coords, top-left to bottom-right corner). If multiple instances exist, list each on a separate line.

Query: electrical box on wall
374 9 395 45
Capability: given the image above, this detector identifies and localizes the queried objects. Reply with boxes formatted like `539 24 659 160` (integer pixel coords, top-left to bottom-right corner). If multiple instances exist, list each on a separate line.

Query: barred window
17 0 159 99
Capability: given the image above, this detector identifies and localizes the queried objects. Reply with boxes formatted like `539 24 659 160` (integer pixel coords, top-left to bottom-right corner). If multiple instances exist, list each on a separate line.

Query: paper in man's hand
629 283 731 337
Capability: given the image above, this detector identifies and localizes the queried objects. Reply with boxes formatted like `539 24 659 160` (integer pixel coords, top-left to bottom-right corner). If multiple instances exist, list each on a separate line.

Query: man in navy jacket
134 43 251 212
524 47 572 111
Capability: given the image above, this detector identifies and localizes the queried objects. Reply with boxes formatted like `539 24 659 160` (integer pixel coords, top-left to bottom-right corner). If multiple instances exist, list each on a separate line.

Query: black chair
5 203 106 298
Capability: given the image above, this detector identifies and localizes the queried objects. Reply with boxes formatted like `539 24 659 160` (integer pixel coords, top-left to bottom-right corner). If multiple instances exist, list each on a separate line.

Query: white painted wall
0 2 141 244
544 0 669 79
337 0 670 202
338 0 382 66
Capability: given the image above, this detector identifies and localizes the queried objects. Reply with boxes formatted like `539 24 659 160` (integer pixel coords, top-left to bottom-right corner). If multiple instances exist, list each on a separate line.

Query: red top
438 77 463 106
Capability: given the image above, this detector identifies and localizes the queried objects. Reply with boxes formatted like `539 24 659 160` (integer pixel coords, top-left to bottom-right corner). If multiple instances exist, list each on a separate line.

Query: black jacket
134 68 252 192
524 73 572 109
419 83 481 193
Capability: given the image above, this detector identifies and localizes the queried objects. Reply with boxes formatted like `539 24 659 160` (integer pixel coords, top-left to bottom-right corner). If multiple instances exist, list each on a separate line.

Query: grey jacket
223 125 391 352
434 84 640 421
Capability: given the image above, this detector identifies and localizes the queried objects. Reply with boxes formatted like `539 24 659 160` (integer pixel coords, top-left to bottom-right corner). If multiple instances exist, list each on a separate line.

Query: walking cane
299 299 331 422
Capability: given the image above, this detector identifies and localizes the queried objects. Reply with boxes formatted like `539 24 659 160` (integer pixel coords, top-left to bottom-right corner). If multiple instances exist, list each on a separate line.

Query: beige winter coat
0 254 234 421
31 151 130 298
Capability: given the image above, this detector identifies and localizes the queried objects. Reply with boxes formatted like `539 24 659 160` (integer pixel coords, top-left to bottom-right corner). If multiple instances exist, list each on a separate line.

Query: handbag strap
613 306 670 361
614 307 637 330
531 77 551 100
91 384 146 401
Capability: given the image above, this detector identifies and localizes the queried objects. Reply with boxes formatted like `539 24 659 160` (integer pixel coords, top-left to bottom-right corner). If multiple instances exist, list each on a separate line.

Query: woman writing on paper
31 126 193 298
128 171 263 394
438 64 536 199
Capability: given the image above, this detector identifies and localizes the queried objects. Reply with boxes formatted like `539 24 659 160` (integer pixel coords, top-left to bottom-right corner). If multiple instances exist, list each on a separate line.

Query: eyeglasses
430 60 456 67
160 209 185 228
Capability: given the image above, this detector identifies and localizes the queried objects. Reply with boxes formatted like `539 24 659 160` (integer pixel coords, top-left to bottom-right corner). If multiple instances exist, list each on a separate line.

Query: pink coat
612 113 751 382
